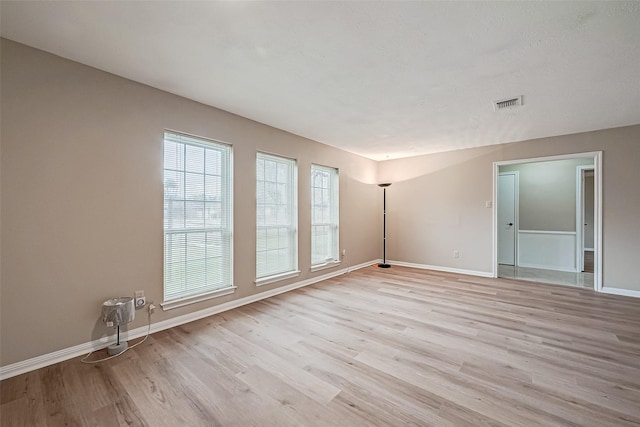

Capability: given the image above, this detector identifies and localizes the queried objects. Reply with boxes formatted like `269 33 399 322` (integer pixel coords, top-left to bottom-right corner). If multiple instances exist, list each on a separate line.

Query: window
256 153 298 283
163 132 233 308
311 165 339 268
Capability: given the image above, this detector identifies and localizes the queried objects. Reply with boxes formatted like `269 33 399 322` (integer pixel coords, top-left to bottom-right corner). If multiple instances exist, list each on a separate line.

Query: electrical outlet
453 250 460 258
135 296 146 308
342 249 346 257
148 304 156 314
134 290 145 309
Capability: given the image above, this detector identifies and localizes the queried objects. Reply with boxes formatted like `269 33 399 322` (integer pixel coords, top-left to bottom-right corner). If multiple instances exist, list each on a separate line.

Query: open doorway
577 166 595 273
493 152 602 291
497 171 518 266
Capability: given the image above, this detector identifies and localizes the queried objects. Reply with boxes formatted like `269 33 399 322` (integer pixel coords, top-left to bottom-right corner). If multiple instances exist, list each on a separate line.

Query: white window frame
255 152 299 285
162 131 234 310
311 164 340 271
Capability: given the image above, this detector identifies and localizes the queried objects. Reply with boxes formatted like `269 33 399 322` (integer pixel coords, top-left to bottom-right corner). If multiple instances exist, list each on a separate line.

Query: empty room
2 1 640 426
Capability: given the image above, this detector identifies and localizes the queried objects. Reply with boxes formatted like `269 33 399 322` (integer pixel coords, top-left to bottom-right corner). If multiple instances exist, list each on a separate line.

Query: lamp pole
378 183 391 268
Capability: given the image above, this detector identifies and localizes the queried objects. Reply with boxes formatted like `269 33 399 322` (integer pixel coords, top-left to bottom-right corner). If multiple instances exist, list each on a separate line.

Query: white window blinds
256 153 298 280
163 132 233 302
311 165 339 266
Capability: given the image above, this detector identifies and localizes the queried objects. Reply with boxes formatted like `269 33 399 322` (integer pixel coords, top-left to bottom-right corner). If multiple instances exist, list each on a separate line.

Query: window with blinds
256 153 298 282
163 132 233 304
311 165 339 266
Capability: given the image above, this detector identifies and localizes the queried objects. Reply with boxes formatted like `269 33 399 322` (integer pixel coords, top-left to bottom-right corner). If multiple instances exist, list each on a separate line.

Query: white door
498 173 517 265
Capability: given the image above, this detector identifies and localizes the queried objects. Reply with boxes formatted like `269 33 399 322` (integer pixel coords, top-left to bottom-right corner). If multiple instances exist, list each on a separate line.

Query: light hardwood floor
498 264 593 288
2 266 640 426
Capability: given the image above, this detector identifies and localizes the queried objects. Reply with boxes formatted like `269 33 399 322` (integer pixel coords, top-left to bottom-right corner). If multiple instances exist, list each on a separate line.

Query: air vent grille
493 96 523 111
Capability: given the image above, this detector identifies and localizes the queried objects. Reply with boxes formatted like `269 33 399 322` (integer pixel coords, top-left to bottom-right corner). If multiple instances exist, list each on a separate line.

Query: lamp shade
101 297 135 328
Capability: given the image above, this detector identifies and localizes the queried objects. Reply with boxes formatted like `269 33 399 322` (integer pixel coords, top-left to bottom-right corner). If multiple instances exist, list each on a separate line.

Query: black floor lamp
378 183 391 268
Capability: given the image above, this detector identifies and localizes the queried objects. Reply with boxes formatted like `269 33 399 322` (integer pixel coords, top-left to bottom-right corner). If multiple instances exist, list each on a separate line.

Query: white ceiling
2 1 640 160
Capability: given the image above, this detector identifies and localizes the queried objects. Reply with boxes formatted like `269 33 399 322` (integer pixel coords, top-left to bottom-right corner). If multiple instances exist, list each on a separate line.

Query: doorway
493 152 602 291
498 172 518 265
577 166 595 273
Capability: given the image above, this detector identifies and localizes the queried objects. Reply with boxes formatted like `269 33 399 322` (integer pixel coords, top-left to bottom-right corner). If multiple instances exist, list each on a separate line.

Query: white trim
492 162 498 277
0 336 117 382
493 151 603 292
496 151 602 166
163 132 234 303
518 230 576 235
595 152 603 292
517 230 577 272
497 171 519 266
514 171 520 267
256 149 298 162
388 260 494 278
164 128 234 149
311 164 340 264
255 270 301 286
600 287 640 298
161 286 236 311
310 260 341 272
576 165 594 274
584 248 594 252
256 152 299 279
0 260 377 381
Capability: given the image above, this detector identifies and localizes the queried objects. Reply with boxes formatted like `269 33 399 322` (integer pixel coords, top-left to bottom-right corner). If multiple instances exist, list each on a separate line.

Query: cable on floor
81 309 152 364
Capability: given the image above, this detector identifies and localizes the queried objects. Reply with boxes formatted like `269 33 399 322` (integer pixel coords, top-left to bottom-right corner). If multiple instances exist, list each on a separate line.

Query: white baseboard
600 287 640 298
0 260 378 381
388 260 494 278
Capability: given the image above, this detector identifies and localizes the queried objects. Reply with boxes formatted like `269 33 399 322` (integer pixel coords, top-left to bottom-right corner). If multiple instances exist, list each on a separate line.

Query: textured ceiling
2 1 640 160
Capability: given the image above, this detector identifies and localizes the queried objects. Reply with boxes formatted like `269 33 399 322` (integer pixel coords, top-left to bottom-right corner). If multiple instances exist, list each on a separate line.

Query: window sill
255 270 301 287
161 286 237 311
310 260 341 272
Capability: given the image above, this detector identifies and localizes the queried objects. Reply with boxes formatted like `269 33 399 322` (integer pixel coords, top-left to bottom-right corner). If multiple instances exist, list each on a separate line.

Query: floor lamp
378 183 391 268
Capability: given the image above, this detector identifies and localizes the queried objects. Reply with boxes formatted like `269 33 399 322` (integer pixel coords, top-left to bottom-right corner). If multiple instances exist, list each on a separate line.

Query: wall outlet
342 249 346 257
453 250 460 258
134 290 145 309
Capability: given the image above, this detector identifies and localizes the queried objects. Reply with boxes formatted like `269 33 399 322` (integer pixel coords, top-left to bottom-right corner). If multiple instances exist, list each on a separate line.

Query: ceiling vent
493 96 523 111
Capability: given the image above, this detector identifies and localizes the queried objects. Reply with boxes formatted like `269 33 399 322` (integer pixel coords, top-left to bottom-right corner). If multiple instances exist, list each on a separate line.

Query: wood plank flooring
2 265 640 426
584 251 595 273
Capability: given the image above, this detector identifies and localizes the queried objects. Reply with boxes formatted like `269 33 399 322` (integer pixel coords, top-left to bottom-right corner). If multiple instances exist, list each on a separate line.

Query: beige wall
0 40 381 366
501 158 593 231
379 124 640 292
3 38 640 369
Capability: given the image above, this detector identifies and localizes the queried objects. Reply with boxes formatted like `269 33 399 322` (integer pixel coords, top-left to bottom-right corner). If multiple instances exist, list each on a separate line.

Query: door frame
492 151 603 292
497 171 519 266
576 165 595 273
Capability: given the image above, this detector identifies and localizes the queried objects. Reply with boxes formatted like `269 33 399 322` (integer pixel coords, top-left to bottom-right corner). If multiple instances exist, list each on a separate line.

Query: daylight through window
163 132 233 303
311 165 339 266
256 153 298 281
